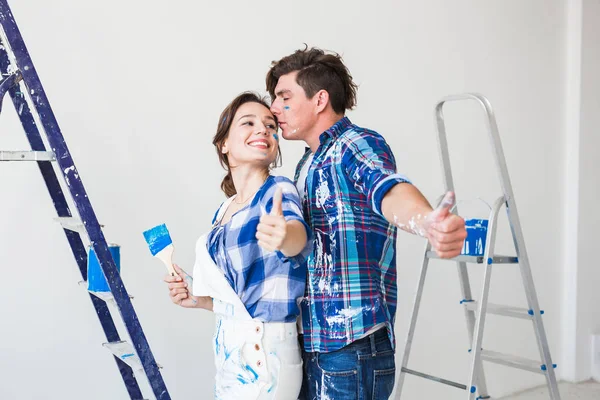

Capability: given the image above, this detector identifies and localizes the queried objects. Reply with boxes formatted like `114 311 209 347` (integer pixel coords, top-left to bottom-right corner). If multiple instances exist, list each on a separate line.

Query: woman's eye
243 121 254 126
267 124 276 130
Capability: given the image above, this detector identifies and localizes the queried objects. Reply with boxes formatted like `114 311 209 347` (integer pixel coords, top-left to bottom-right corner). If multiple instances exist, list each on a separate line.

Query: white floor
499 381 600 399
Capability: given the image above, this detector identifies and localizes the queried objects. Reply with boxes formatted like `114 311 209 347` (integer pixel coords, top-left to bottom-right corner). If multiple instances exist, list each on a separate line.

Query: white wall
0 1 569 399
562 0 600 383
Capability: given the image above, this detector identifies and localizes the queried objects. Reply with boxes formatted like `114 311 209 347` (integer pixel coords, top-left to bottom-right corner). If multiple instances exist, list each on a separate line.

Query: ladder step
463 301 536 320
426 251 518 264
480 349 552 374
55 217 86 234
78 281 135 305
89 290 134 306
103 341 143 371
54 217 104 236
0 150 56 161
401 367 467 390
103 341 162 372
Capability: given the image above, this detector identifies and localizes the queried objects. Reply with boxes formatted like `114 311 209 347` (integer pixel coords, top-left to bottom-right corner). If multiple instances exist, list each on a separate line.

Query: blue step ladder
0 1 170 399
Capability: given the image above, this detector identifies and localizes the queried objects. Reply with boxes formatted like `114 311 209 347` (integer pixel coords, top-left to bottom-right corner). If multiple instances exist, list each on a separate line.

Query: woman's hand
257 188 288 252
163 264 199 308
257 187 307 257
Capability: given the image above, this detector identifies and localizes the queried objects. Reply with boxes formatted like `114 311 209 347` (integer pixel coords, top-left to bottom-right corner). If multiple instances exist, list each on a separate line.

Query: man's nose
270 99 281 115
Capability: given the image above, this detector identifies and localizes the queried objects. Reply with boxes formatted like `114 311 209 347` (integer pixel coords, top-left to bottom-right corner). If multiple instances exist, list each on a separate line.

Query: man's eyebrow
275 89 291 97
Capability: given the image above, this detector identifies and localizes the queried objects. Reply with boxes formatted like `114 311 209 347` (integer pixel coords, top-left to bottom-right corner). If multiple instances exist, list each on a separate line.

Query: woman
164 92 311 400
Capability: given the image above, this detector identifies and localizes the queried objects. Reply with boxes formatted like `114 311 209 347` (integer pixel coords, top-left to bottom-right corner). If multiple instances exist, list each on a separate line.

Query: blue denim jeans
299 328 396 400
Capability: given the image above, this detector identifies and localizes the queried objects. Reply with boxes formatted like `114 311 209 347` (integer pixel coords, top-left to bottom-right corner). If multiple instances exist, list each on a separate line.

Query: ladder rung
401 367 467 390
480 349 547 374
103 341 163 371
54 217 104 236
103 341 143 371
55 217 85 233
0 150 56 161
464 302 533 320
89 290 134 305
426 251 518 264
78 281 135 305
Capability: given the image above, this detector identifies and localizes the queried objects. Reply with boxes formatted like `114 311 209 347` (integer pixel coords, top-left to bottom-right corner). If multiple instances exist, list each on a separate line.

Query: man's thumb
270 187 283 216
429 191 455 222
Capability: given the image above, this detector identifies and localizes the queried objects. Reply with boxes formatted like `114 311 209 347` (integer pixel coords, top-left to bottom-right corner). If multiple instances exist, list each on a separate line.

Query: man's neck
305 113 345 152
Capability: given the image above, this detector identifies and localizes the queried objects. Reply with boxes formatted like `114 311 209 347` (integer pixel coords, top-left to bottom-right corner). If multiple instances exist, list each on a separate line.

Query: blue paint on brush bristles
142 223 172 255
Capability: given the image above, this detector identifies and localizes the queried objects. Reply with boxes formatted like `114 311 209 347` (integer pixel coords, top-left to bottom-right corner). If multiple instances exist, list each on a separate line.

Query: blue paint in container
461 219 488 256
87 244 121 292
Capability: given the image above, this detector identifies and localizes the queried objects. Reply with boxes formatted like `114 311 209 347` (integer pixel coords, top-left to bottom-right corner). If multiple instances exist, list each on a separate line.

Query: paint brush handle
155 245 177 276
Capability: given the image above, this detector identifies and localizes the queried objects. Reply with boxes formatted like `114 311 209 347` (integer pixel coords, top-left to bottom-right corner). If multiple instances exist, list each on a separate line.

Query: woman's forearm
194 296 214 311
280 220 308 257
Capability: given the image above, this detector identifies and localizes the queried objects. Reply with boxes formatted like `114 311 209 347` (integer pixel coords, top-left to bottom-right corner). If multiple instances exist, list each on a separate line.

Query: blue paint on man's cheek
284 106 290 111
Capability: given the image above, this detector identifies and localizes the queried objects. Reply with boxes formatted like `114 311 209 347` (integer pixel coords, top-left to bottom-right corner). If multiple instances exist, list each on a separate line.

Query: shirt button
255 326 261 333
254 344 261 351
257 360 263 367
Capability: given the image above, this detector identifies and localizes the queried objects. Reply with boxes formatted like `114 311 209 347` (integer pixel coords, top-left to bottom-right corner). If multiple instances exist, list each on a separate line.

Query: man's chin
282 129 299 141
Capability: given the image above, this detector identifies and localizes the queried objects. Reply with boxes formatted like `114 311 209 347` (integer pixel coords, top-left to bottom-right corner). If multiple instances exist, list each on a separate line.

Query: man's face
270 71 317 141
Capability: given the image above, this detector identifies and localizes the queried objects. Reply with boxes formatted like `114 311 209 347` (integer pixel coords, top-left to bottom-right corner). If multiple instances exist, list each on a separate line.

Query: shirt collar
318 116 352 144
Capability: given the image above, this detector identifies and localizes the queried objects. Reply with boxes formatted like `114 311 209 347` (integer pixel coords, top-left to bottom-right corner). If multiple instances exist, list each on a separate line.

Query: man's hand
424 192 467 259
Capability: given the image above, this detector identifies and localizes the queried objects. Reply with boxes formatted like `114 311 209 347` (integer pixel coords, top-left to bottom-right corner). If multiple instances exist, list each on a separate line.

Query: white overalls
192 197 303 400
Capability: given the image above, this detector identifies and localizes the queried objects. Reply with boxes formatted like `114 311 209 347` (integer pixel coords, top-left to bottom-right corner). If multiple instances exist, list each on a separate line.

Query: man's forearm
381 183 434 236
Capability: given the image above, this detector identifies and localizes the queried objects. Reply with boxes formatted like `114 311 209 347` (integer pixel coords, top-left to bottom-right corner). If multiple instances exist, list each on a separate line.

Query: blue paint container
87 244 121 292
461 219 488 256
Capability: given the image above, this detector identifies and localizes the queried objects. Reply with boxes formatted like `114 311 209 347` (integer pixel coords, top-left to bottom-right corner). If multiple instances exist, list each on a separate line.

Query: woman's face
221 102 279 168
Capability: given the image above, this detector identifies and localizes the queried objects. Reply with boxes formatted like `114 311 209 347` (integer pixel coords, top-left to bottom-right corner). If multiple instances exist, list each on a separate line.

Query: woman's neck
231 166 268 202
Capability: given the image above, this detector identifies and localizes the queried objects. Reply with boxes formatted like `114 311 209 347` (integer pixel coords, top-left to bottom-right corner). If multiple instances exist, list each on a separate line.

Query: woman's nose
255 125 269 135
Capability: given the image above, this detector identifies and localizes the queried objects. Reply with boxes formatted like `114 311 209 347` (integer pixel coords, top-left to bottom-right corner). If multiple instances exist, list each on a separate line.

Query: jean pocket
372 367 395 400
319 370 358 399
316 353 359 399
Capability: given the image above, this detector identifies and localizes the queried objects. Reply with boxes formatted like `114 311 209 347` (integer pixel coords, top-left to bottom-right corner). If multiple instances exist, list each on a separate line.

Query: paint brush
142 223 177 276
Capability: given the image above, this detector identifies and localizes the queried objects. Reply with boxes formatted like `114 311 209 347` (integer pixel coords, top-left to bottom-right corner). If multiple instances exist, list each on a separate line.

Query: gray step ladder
396 93 561 400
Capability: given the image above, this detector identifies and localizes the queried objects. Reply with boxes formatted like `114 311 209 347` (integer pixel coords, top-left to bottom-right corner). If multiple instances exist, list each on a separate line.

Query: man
266 47 467 400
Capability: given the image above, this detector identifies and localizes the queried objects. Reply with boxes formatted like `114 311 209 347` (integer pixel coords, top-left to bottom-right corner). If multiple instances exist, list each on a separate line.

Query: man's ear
314 89 330 114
